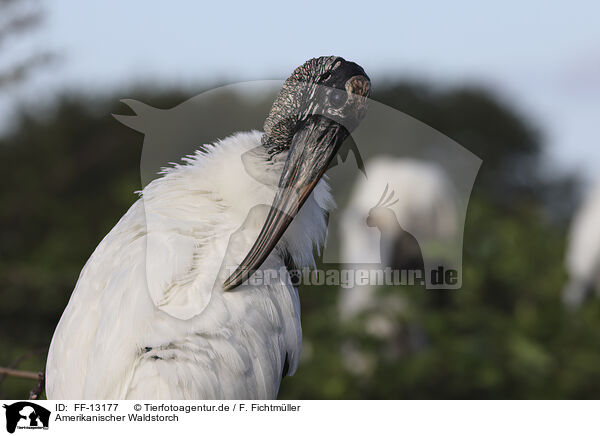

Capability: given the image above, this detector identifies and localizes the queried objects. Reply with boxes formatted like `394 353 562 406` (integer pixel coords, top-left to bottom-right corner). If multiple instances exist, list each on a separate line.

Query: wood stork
337 158 458 374
46 56 370 399
563 180 600 309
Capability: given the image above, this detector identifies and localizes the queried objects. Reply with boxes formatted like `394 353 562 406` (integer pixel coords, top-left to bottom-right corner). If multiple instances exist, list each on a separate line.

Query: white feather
564 180 600 308
46 131 333 399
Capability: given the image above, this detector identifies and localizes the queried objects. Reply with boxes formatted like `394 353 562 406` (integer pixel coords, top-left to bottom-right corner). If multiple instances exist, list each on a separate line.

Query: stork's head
224 56 370 290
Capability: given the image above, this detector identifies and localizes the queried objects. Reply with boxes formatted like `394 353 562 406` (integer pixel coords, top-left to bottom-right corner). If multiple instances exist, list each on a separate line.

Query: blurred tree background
2 75 596 399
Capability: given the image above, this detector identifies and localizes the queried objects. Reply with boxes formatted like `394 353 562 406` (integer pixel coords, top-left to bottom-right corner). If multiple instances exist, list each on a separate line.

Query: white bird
337 158 458 374
563 180 600 309
46 56 371 399
339 157 459 319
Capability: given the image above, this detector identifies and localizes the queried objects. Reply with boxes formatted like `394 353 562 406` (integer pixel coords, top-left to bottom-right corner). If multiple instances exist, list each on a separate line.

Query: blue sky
3 0 599 186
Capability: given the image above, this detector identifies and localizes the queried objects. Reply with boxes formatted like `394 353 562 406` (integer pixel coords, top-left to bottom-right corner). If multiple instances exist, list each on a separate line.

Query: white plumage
46 55 371 399
46 131 334 399
564 180 600 308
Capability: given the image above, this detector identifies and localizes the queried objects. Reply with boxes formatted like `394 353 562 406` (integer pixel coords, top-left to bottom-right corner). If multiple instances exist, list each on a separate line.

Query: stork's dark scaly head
224 56 370 290
262 56 370 152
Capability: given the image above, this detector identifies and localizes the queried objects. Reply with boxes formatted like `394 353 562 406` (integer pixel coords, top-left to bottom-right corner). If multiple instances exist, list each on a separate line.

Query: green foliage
278 196 577 399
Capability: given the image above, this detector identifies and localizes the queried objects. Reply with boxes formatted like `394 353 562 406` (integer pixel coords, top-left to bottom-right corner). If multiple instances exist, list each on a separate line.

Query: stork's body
564 180 600 308
46 132 332 399
46 56 370 399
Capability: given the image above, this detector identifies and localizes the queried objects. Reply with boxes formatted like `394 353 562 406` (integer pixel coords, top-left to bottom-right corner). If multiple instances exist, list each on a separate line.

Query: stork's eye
320 72 332 82
328 91 347 108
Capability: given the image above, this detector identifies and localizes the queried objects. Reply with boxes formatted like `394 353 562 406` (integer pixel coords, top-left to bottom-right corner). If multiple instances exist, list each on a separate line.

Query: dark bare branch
0 347 47 385
0 9 43 47
0 0 55 89
28 372 45 400
0 367 41 380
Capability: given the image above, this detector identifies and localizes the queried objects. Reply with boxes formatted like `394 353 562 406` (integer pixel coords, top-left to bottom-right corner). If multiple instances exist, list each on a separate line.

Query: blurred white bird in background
46 56 371 399
337 157 459 374
563 180 600 309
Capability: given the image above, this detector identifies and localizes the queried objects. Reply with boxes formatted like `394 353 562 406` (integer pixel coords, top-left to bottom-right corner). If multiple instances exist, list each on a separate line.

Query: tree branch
0 367 40 380
28 372 45 400
0 347 47 399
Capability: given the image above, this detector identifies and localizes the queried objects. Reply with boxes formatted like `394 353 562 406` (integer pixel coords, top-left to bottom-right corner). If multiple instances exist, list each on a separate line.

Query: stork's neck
261 124 294 156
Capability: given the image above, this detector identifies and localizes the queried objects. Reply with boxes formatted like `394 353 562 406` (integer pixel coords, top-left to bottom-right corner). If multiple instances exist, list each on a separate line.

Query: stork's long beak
223 116 348 290
223 75 370 291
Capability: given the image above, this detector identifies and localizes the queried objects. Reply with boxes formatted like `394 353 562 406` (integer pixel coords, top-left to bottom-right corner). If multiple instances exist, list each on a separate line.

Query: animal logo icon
2 402 50 433
366 184 425 277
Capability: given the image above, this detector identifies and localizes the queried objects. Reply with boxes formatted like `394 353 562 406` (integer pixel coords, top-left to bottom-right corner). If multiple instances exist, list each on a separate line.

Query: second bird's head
224 56 370 290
